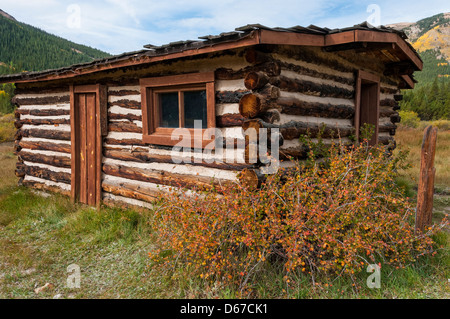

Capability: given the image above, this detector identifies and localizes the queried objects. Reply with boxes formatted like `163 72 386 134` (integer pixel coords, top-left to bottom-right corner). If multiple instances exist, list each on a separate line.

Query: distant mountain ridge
0 9 111 73
387 12 450 86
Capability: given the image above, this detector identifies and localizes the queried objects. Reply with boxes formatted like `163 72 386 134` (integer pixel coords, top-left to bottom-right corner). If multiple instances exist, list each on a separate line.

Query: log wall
14 44 404 207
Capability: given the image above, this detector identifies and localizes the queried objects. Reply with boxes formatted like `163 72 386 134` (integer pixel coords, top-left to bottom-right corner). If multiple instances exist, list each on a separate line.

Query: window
354 70 380 146
140 72 215 147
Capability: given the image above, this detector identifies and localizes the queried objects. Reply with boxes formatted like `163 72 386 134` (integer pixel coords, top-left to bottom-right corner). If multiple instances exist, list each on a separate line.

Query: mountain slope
0 10 111 72
387 13 450 86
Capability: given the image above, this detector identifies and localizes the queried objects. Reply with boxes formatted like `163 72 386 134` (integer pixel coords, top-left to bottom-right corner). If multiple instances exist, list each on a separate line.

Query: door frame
69 84 107 207
354 70 380 145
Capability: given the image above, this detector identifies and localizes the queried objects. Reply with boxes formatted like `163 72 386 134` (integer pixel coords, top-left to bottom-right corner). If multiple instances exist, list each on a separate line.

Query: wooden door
70 85 106 206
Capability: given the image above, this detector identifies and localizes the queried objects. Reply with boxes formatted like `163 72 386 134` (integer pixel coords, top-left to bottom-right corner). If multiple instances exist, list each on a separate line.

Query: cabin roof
0 22 422 86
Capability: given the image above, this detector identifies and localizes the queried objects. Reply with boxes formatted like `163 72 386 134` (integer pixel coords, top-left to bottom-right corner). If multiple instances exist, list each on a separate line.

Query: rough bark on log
18 151 71 168
16 118 70 127
12 95 70 106
108 122 143 133
19 140 71 153
216 113 247 127
108 113 142 121
237 168 263 189
108 89 140 96
216 90 251 104
239 93 355 119
102 163 232 191
15 109 70 116
22 165 71 184
104 137 146 146
244 71 270 90
268 75 354 99
21 128 71 141
108 100 141 109
103 148 254 171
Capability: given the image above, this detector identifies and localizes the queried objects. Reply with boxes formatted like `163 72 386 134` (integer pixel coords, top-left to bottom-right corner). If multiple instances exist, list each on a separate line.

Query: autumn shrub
0 113 15 143
148 138 445 293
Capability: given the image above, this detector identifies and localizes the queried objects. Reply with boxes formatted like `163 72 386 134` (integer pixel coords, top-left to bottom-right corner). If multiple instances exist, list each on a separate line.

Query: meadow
0 125 448 299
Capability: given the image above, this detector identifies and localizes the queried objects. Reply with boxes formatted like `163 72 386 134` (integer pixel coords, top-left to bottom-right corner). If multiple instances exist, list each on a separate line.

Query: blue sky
0 0 449 55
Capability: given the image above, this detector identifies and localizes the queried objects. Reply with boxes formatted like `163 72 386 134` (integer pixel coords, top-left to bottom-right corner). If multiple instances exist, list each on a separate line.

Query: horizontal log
108 122 143 133
379 106 396 117
108 100 141 109
102 180 159 203
102 163 231 191
380 98 397 108
15 108 70 116
104 137 146 146
18 151 71 168
379 121 397 135
216 90 250 104
19 140 71 153
277 60 355 86
108 89 140 96
243 118 354 140
268 75 354 99
20 164 71 184
108 112 142 121
16 118 70 127
239 93 355 119
215 61 281 81
12 95 70 106
22 180 70 197
103 148 253 171
216 113 247 127
21 128 71 141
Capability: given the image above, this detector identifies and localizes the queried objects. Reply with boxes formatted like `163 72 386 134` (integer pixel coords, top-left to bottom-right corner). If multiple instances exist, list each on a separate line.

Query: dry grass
0 142 17 191
395 125 450 189
0 114 15 143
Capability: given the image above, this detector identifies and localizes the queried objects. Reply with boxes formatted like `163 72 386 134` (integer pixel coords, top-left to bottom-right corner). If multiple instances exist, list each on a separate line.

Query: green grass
0 140 449 299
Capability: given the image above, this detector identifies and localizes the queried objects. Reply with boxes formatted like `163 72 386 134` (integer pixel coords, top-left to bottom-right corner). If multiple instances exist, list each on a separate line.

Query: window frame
140 72 215 148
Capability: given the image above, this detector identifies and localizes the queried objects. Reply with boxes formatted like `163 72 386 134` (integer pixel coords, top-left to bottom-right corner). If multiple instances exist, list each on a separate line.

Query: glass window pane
184 90 207 129
159 92 179 128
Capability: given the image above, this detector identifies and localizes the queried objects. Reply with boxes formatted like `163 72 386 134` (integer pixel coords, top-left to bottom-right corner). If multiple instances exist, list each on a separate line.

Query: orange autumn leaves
148 139 440 291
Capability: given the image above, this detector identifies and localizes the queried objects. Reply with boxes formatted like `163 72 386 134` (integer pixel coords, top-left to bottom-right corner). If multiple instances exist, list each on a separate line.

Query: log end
239 93 261 118
238 168 260 189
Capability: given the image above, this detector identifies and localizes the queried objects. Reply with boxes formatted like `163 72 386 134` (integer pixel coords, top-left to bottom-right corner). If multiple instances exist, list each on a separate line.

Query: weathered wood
103 148 254 171
19 140 71 153
415 126 438 234
244 71 270 90
21 165 71 184
239 93 355 119
16 118 70 127
268 75 354 99
22 180 70 196
216 113 247 127
15 108 70 116
237 168 262 189
216 90 250 104
108 100 141 109
12 95 70 106
21 128 71 141
104 137 146 146
380 98 397 107
379 121 397 135
277 60 355 86
108 112 142 121
108 89 140 96
108 122 143 133
245 48 272 65
243 118 354 140
215 61 281 81
18 151 71 168
102 180 159 203
102 163 231 191
384 61 415 76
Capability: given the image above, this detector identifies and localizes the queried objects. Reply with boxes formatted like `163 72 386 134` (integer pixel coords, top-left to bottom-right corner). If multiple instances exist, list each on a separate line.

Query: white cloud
0 0 449 54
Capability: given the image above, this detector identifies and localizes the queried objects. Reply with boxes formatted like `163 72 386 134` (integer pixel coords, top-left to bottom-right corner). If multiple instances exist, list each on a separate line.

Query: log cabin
0 22 422 208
